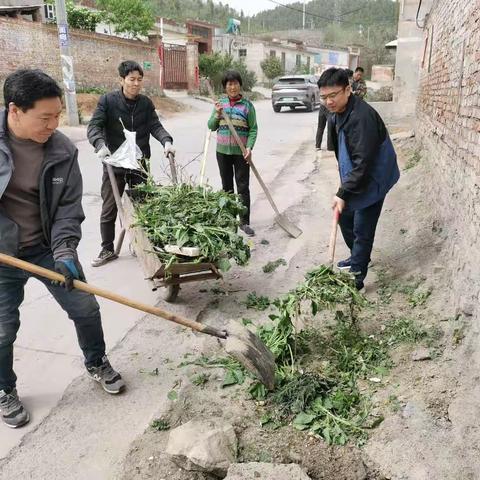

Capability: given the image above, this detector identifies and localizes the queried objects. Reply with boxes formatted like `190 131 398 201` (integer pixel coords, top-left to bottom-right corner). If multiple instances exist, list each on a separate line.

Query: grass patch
151 418 170 431
262 258 287 273
192 373 210 387
245 292 271 311
383 317 429 346
404 148 422 170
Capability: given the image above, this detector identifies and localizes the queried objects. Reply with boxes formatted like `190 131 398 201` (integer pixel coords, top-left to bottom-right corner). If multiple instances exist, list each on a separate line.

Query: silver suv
271 75 320 112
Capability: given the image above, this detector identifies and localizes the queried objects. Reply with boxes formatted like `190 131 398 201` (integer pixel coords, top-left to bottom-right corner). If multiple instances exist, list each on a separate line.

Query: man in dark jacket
87 60 174 267
319 68 399 290
0 69 125 429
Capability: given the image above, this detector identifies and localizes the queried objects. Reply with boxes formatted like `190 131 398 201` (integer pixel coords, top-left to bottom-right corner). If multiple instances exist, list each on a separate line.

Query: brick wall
416 0 480 306
0 17 161 96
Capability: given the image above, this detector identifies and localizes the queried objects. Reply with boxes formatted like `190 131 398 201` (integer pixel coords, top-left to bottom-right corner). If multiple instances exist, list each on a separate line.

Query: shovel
199 129 212 186
104 162 127 257
206 82 302 238
0 253 276 390
328 207 340 267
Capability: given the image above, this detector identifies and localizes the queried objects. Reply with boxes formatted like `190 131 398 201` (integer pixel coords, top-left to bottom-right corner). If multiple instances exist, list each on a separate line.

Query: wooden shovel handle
328 208 340 267
0 253 227 339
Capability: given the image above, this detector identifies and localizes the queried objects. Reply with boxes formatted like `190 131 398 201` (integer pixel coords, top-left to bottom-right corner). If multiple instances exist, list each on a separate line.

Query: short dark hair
355 67 364 73
221 70 243 88
317 68 349 89
344 69 354 78
3 69 62 111
118 60 144 78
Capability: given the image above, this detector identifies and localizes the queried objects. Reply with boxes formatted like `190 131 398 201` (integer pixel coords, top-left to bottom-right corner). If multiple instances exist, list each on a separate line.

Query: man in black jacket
0 70 125 429
87 60 174 267
320 68 399 290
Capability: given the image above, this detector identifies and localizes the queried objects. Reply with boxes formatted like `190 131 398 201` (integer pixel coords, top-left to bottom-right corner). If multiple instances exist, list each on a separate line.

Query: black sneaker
337 258 373 271
240 224 255 237
0 388 30 428
87 356 125 394
355 279 365 291
91 248 118 267
337 258 351 270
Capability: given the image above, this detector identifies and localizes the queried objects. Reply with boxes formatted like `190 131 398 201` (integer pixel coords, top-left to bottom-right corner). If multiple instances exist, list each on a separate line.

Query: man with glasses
318 68 399 290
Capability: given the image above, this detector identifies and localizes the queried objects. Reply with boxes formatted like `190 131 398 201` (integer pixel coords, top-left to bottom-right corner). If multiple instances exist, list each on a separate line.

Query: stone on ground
166 419 237 477
225 462 312 479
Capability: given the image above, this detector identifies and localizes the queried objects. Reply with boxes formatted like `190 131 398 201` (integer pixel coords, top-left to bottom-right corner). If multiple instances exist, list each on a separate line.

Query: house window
270 50 276 58
281 52 286 69
44 3 55 20
307 56 311 71
296 54 301 67
239 49 247 59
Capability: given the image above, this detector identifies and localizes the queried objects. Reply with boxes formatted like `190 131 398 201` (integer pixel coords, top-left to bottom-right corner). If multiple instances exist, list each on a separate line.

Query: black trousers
216 152 250 225
0 245 105 390
100 165 147 251
338 198 384 282
316 105 333 150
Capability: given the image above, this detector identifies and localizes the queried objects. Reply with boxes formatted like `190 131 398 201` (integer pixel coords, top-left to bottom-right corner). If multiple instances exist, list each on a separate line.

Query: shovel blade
223 319 276 390
274 214 303 238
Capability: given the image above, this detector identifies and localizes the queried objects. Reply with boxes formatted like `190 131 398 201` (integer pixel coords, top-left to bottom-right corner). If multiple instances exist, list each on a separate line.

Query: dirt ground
74 93 188 122
116 131 470 480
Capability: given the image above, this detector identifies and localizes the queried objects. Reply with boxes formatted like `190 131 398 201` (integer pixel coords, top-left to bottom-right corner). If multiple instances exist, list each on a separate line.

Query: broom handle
328 208 340 267
0 253 227 339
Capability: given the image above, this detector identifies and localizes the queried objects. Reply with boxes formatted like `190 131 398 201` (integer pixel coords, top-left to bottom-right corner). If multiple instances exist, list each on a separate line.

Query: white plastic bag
103 129 143 170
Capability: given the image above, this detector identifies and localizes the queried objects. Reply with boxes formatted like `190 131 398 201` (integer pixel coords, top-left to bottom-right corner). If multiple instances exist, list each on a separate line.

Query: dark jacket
87 90 173 159
0 109 85 257
328 95 399 210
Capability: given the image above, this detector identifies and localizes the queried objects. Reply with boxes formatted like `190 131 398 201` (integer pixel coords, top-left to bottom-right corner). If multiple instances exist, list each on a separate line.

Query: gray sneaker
91 248 118 267
87 356 125 394
0 388 30 428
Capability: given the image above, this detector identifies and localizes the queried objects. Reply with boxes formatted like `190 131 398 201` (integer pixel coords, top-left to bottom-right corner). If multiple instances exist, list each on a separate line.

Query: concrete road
0 96 319 459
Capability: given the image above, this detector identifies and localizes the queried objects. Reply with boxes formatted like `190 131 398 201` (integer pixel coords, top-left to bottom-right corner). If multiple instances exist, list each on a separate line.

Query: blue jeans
0 245 106 391
338 198 384 282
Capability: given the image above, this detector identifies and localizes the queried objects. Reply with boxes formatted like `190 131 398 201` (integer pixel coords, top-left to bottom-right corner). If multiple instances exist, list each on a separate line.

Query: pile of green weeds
133 181 250 272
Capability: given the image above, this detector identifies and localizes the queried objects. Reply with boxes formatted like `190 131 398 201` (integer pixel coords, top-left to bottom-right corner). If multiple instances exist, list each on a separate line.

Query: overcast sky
215 0 300 16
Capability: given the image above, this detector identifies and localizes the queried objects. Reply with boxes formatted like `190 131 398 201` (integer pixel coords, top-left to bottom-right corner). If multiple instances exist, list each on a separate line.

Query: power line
264 0 396 27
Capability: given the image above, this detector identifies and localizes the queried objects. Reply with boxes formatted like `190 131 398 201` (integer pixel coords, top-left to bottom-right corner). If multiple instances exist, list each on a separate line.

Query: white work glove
164 142 175 157
96 144 111 161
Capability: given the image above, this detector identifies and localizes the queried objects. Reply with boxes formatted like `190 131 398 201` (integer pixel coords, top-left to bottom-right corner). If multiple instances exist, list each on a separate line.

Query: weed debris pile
132 181 250 272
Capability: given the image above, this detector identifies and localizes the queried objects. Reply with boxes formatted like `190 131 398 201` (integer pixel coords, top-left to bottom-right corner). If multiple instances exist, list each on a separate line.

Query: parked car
271 75 320 112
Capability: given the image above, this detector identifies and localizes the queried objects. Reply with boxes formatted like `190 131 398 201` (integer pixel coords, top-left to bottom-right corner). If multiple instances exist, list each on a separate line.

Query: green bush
45 0 102 31
260 56 284 80
199 52 256 94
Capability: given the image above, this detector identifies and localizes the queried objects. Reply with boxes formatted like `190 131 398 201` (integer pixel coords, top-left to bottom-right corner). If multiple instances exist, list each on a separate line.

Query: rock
225 462 312 480
166 419 237 477
412 348 432 361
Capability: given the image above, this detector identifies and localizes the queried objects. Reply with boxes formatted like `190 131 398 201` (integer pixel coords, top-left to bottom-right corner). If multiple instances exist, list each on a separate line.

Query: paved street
0 95 319 459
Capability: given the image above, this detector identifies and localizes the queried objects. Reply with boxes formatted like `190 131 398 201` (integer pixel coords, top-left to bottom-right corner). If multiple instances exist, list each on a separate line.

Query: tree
199 52 257 93
96 0 155 38
260 56 284 80
45 0 102 31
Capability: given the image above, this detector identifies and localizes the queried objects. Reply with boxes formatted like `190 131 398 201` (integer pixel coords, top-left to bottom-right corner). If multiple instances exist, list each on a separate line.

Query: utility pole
55 0 79 126
302 0 306 30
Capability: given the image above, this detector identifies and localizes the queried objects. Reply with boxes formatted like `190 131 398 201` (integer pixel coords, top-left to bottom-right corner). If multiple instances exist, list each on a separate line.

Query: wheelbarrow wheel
163 276 180 303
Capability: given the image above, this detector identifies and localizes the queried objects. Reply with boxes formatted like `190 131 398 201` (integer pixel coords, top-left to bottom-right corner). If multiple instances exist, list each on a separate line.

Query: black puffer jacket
87 90 173 159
